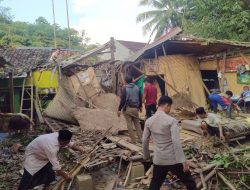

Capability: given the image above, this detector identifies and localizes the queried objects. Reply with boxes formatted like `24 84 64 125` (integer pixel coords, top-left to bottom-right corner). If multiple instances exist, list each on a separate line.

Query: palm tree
137 0 185 39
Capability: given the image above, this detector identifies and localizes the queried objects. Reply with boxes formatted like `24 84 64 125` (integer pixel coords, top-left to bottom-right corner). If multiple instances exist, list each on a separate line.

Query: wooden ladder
20 75 34 125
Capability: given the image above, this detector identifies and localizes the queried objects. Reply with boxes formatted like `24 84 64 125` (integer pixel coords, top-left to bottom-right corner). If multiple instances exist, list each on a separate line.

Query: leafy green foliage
183 0 250 42
211 153 234 168
137 0 184 38
0 2 95 50
137 0 250 41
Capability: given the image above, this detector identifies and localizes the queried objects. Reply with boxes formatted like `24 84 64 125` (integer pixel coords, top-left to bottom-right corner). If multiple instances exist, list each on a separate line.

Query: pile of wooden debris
1 117 249 190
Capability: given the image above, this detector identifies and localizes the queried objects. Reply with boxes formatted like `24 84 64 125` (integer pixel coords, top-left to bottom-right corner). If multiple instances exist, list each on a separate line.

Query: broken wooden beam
107 136 142 153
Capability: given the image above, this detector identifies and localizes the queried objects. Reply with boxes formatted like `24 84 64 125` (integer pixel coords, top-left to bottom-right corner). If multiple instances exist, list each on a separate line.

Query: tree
136 0 185 38
183 0 250 41
0 15 96 50
0 0 12 23
137 0 250 41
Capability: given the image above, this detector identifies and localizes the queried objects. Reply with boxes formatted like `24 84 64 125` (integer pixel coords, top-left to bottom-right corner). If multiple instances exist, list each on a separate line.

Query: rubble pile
44 67 127 133
0 118 250 190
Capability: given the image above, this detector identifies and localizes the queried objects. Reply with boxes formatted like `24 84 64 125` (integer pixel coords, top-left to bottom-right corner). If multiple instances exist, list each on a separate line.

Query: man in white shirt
143 96 197 190
18 129 84 190
196 107 225 141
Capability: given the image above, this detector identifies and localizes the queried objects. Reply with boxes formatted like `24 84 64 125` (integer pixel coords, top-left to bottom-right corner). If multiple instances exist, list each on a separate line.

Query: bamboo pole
51 0 57 48
51 127 112 190
196 169 216 189
123 162 133 187
65 0 71 48
200 172 207 190
217 171 237 190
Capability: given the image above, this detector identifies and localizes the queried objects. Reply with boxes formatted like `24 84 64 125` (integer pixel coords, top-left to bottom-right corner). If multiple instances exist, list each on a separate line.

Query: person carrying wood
18 129 84 190
143 77 157 119
118 75 143 144
143 96 197 190
196 107 225 141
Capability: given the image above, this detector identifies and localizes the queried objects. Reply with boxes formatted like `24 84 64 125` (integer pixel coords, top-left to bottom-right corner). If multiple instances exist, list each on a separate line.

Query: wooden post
51 0 57 48
110 37 116 93
65 0 71 48
9 72 14 113
220 53 226 92
215 56 222 90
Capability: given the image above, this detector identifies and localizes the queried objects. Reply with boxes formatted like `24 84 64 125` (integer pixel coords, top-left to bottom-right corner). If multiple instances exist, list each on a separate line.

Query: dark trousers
146 104 157 119
149 163 197 190
18 162 55 190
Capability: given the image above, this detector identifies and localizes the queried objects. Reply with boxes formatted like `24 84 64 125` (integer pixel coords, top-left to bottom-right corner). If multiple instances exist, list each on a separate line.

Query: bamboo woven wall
145 55 206 106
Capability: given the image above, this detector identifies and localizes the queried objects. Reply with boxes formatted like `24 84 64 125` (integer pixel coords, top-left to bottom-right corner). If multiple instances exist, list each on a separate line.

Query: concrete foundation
129 162 145 182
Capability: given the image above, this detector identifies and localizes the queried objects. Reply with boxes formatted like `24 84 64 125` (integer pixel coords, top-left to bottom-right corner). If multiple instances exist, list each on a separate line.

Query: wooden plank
220 53 226 92
110 37 116 94
34 98 44 124
107 136 142 153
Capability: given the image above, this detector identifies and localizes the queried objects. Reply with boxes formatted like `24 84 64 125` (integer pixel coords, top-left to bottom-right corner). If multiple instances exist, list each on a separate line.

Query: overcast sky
2 0 150 44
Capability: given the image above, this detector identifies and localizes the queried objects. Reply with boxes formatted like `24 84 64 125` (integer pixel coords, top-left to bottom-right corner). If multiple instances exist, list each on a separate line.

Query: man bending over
196 107 225 141
18 129 84 190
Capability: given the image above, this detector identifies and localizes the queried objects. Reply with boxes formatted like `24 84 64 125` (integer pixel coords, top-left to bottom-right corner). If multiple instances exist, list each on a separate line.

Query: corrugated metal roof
126 27 182 62
125 27 250 62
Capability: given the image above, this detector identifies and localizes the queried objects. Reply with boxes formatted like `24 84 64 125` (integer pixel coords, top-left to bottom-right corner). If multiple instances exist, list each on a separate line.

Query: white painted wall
98 40 134 61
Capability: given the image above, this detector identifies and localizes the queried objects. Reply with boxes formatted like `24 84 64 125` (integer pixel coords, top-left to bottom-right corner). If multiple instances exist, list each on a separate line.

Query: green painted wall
0 78 24 89
0 78 23 113
14 88 21 113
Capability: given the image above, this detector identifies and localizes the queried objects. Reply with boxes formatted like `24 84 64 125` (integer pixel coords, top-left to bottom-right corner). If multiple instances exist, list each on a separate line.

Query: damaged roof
0 47 79 78
117 40 146 52
127 27 250 62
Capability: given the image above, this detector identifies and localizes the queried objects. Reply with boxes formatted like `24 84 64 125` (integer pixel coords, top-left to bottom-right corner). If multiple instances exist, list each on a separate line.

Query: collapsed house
0 33 250 190
0 46 79 128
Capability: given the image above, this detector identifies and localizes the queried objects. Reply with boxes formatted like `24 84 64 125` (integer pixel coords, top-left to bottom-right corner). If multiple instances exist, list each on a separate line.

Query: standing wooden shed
121 28 250 107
